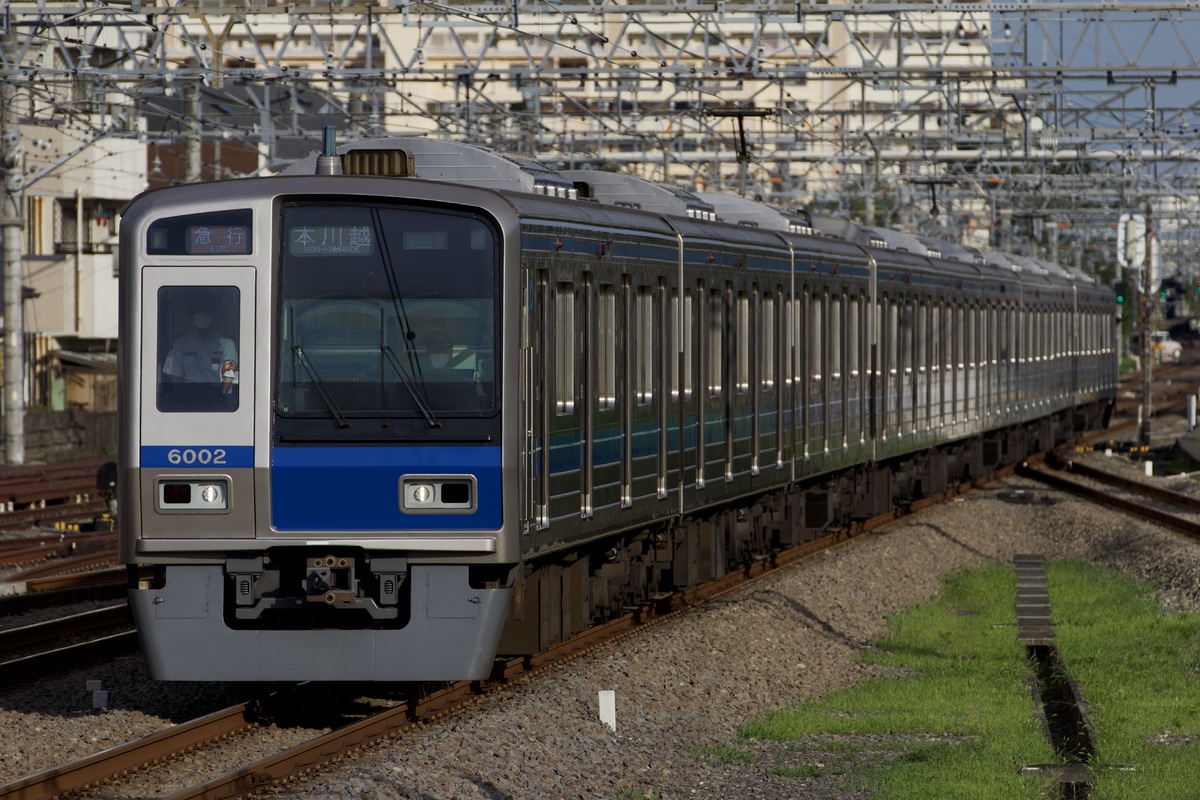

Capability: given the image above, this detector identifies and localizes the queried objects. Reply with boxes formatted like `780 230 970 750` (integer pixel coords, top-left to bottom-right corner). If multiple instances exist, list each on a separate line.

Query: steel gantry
1 0 1200 262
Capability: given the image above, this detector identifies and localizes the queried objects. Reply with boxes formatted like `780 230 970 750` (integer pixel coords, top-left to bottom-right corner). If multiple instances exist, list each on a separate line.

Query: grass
688 744 760 765
726 560 1200 799
1045 561 1200 799
740 562 1053 798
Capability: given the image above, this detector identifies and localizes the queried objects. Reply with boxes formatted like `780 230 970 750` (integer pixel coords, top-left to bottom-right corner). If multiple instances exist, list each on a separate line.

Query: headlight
158 479 228 510
400 476 476 513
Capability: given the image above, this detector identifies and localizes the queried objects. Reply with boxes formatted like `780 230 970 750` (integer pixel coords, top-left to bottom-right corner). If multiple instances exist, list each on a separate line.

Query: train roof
274 135 1097 293
859 225 929 254
806 214 941 259
282 136 580 199
561 170 717 221
695 193 816 234
915 235 984 265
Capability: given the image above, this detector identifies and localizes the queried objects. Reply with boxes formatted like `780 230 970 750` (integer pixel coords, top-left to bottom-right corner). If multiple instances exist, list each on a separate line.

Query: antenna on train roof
315 125 343 176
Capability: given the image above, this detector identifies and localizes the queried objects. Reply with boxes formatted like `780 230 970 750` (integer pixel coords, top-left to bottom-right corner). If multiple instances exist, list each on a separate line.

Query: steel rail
3 549 118 584
0 703 258 800
0 431 1113 800
0 604 129 652
0 500 109 531
1059 459 1200 513
0 570 128 615
1017 462 1200 543
160 462 1018 800
0 630 139 685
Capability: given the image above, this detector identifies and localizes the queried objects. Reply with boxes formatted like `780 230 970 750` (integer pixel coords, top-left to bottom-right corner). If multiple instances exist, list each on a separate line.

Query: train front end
117 174 521 681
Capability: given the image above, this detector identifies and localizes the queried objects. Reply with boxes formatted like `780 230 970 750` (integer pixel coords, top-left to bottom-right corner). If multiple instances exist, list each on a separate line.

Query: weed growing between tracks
736 561 1200 799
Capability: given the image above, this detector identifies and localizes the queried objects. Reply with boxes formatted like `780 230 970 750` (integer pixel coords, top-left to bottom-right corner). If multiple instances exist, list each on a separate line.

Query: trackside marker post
599 690 616 731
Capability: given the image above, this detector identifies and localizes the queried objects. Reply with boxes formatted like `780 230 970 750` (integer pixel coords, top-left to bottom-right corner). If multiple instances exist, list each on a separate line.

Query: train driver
163 305 239 394
425 334 453 370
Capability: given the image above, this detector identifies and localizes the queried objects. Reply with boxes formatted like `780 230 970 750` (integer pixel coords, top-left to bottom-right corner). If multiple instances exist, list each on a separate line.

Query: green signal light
1116 295 1124 303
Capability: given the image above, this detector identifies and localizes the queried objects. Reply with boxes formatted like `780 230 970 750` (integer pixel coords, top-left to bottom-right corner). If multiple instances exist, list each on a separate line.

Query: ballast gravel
1 418 1199 799
262 424 1200 800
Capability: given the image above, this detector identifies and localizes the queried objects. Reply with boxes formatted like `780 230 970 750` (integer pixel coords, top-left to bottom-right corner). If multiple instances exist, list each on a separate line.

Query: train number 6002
166 447 227 466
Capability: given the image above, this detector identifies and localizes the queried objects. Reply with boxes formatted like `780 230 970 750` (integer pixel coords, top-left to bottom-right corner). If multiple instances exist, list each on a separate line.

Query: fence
10 410 117 464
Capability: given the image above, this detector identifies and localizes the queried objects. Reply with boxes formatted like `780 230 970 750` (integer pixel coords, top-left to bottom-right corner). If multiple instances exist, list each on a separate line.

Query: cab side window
157 286 241 412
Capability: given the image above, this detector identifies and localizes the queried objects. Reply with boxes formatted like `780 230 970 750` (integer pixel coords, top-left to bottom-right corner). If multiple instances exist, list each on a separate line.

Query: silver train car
118 135 1117 681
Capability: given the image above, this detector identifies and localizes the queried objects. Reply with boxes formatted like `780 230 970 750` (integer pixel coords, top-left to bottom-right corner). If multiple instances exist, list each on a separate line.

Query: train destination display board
287 224 374 256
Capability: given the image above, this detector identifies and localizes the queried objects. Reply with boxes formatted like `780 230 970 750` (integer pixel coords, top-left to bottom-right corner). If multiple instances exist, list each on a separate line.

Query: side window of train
847 294 860 380
598 284 617 411
680 288 694 400
809 290 823 383
636 286 653 405
554 281 575 415
792 290 806 389
668 289 679 400
761 291 775 391
156 286 240 413
708 287 723 397
829 292 842 381
736 291 750 394
668 289 680 400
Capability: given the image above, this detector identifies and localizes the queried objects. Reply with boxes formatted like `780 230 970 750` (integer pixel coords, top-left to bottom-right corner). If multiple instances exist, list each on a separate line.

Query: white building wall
19 125 142 341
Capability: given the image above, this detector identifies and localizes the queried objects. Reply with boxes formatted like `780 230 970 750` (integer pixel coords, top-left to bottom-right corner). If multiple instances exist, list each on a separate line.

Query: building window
56 197 118 255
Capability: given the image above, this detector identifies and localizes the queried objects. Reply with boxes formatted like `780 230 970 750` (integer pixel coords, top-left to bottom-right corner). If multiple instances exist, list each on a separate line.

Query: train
117 133 1117 681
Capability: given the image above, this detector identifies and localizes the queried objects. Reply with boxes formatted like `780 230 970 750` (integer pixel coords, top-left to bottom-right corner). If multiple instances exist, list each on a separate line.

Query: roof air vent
342 149 416 177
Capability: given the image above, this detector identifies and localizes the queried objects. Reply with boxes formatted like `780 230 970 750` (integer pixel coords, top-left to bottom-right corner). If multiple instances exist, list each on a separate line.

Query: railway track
0 605 137 684
0 457 113 531
1020 455 1200 545
0 460 1018 800
1 396 1193 800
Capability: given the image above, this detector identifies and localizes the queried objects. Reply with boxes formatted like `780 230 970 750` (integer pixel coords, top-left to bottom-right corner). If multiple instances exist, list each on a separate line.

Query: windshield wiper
291 346 350 428
382 346 441 429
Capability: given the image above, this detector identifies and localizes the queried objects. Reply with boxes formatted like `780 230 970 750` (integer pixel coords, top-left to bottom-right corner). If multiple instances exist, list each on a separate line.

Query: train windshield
275 202 499 426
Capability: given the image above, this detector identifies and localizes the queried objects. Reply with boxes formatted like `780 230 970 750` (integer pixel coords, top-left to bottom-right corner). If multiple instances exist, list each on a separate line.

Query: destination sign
288 225 374 256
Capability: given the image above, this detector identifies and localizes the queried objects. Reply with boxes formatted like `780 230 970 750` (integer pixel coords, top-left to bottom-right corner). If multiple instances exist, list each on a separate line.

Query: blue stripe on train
141 445 254 469
270 445 503 531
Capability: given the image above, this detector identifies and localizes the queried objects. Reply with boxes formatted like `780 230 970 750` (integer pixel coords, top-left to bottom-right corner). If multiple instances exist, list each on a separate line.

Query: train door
676 285 698 495
596 280 618 510
139 267 255 536
902 298 916 436
695 279 708 489
807 287 825 455
522 268 539 533
580 274 594 519
829 289 844 450
880 295 893 441
703 283 730 484
666 286 682 501
758 287 781 472
847 291 862 447
733 285 749 479
528 269 549 532
655 280 669 500
797 286 811 458
534 273 592 533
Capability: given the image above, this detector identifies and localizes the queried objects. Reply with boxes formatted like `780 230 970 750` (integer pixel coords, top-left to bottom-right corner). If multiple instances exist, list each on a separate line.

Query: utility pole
185 81 202 183
1 30 24 465
1140 201 1154 447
